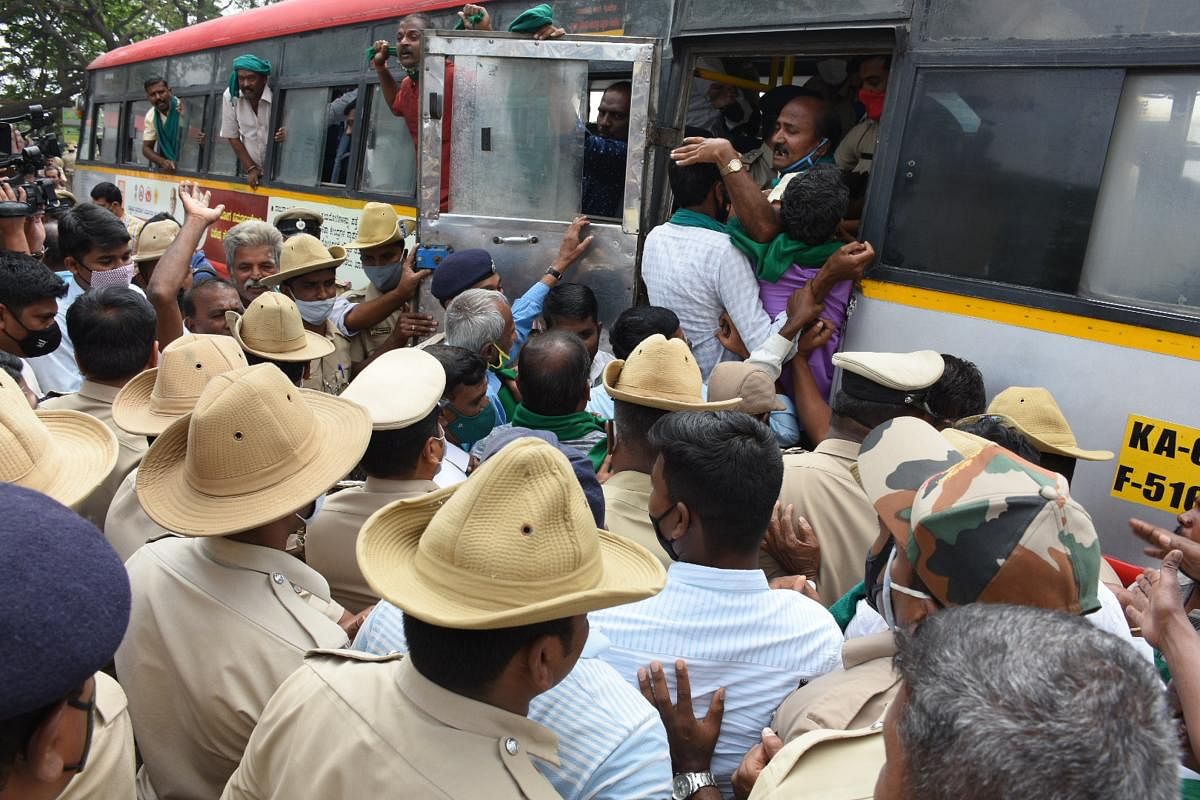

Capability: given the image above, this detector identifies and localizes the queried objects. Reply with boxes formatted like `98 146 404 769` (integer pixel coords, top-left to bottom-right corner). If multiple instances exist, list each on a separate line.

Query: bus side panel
842 292 1200 565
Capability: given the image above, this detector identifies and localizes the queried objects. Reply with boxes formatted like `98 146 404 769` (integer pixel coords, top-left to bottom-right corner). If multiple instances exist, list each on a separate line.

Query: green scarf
727 217 843 282
228 54 271 104
1184 779 1200 800
669 208 728 234
508 4 555 32
492 365 520 421
454 9 486 29
153 96 182 162
828 580 868 632
510 404 609 471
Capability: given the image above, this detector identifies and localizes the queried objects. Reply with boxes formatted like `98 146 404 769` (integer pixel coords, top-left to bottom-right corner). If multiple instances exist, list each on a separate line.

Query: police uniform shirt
834 118 878 175
41 379 148 531
333 281 405 356
306 477 439 612
221 652 563 800
104 468 175 562
302 319 367 396
116 536 349 800
601 470 673 570
58 671 137 800
747 723 884 800
776 438 879 606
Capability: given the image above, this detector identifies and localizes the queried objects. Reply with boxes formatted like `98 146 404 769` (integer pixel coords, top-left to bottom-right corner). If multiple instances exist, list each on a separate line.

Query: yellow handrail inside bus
768 57 780 89
693 68 771 93
781 56 795 86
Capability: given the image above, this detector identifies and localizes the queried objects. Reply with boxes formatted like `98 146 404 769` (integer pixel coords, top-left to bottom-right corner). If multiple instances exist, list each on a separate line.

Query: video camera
0 104 63 218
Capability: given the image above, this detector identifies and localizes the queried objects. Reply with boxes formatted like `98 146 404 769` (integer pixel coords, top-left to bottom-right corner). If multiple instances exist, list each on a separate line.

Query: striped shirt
355 603 671 800
590 561 843 795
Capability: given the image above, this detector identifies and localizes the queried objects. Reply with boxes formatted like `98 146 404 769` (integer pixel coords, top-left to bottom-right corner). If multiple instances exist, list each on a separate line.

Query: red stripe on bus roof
87 0 477 70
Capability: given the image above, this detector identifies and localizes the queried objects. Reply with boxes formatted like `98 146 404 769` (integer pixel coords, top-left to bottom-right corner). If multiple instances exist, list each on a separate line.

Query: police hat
833 350 945 407
430 249 497 304
273 209 324 240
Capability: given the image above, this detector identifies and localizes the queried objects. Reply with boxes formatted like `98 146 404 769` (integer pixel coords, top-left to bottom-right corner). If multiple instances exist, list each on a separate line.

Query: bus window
283 27 366 76
275 86 356 188
168 52 215 89
1080 73 1200 314
124 100 151 165
176 95 210 173
209 98 239 178
90 103 119 163
884 68 1123 294
360 85 416 196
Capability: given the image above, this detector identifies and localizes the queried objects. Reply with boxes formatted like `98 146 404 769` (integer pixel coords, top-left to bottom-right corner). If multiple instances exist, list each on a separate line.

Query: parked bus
77 0 1200 561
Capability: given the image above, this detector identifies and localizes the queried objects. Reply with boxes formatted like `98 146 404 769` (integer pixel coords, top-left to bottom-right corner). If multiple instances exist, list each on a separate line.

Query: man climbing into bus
142 76 203 173
220 54 286 189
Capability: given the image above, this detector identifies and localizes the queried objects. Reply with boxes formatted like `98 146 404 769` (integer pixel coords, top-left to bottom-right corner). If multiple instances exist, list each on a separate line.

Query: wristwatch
719 157 744 177
672 771 717 799
545 265 563 280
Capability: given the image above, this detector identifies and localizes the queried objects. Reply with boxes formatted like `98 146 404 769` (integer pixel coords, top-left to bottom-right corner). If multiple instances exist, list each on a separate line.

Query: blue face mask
294 297 335 325
446 401 498 449
780 137 830 175
363 261 404 292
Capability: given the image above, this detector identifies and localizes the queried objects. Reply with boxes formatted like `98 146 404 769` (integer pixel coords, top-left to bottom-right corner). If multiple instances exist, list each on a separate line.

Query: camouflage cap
858 416 1101 615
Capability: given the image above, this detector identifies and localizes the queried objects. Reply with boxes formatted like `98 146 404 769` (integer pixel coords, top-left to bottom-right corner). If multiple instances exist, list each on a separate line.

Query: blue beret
479 427 606 528
0 484 131 720
430 249 496 304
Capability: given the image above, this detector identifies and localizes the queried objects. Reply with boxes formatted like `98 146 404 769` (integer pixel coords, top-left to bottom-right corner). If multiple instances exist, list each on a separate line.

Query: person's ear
63 256 85 283
27 701 68 782
524 633 569 694
146 340 160 369
665 501 690 543
422 435 442 466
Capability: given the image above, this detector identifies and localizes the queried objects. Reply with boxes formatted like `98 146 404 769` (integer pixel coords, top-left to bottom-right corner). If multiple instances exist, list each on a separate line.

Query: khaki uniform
59 671 137 800
602 470 672 569
772 631 899 742
342 282 404 356
221 651 564 800
41 380 148 530
747 722 884 800
302 320 367 396
834 118 878 175
116 536 349 800
104 468 174 562
306 477 439 612
776 438 878 605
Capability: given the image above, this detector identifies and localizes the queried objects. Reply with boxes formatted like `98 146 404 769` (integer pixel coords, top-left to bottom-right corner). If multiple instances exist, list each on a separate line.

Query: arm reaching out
149 181 223 347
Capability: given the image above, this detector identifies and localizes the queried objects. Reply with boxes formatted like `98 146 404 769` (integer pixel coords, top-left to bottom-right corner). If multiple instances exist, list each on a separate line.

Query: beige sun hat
112 334 249 436
136 363 371 537
961 386 1113 461
358 436 666 629
708 362 786 414
340 348 445 430
226 292 335 362
0 390 118 509
261 234 346 288
342 202 406 250
603 334 740 412
133 219 181 263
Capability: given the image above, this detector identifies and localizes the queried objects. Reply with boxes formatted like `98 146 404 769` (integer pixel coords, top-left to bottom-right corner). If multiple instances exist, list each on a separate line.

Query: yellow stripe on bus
77 165 418 216
860 279 1200 361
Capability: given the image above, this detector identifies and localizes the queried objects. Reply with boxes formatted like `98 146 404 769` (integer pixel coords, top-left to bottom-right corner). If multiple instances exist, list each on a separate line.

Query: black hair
360 406 440 478
780 164 849 245
648 410 783 556
610 306 679 360
65 287 156 381
925 354 986 423
613 399 668 452
0 350 23 384
180 279 237 319
955 416 1042 464
144 212 179 226
404 614 575 696
58 203 131 263
543 282 599 325
831 391 917 430
850 54 892 73
424 344 487 396
0 252 67 314
41 220 64 270
668 160 721 209
143 76 168 91
246 353 307 386
516 329 590 416
759 85 823 139
89 182 122 205
604 80 632 97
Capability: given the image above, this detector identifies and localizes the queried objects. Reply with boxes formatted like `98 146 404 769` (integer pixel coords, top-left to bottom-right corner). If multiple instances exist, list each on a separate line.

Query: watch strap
545 265 563 280
672 770 716 799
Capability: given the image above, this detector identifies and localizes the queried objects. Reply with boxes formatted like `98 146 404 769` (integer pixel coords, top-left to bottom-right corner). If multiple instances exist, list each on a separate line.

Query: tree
0 0 266 118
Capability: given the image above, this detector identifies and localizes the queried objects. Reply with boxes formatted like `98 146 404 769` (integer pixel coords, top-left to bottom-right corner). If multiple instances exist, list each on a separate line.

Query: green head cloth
508 4 555 33
228 54 272 104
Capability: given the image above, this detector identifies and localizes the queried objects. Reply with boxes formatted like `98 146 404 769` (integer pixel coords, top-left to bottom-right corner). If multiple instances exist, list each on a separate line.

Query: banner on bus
1111 414 1200 514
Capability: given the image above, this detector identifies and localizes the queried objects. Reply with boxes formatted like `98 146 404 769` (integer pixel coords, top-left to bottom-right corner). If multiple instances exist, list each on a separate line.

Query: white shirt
589 350 616 388
590 561 843 794
219 86 273 167
641 222 787 379
434 441 470 488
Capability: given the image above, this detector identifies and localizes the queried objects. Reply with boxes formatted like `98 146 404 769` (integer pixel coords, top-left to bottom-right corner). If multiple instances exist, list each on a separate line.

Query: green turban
228 54 272 104
508 4 555 33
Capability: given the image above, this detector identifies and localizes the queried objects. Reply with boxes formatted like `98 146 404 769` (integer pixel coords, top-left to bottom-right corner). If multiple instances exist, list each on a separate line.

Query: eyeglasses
62 684 96 773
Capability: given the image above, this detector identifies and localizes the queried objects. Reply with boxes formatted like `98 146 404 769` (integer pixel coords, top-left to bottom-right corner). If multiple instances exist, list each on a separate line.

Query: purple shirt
758 266 852 402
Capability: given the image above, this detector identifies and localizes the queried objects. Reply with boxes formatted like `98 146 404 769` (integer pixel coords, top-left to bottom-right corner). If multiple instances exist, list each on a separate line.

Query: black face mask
8 317 62 358
649 505 681 562
864 537 895 613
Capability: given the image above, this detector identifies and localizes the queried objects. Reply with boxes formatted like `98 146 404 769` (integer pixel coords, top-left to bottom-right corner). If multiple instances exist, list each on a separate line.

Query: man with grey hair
875 603 1177 800
223 220 282 307
444 287 516 428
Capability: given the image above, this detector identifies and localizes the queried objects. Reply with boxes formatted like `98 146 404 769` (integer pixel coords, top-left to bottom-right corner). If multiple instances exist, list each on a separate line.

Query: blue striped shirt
355 602 672 800
590 561 843 795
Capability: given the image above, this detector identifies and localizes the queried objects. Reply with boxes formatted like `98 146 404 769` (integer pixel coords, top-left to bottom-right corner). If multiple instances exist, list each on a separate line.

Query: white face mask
89 261 137 290
881 547 935 630
294 297 335 325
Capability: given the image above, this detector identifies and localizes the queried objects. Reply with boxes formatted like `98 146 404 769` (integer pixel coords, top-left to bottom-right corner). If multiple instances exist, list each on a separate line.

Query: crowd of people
1 4 1198 800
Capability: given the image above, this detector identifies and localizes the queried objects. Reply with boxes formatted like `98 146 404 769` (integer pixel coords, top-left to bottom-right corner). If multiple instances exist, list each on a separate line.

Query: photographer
0 181 46 258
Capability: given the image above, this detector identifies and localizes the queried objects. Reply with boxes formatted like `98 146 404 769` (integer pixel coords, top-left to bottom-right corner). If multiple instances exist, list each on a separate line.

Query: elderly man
221 437 666 799
592 411 843 795
224 219 281 307
220 54 285 188
444 287 516 439
306 348 454 611
41 287 156 530
116 364 370 800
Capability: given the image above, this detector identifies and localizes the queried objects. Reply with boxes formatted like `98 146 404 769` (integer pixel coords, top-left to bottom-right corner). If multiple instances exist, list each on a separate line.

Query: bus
77 0 1200 563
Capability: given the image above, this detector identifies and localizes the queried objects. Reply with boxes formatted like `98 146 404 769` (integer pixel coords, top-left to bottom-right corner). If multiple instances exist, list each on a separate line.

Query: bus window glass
169 52 215 88
884 68 1123 294
91 103 119 163
676 0 910 31
275 87 330 187
284 27 366 76
360 85 416 196
125 100 151 165
217 42 281 86
1079 74 1200 314
176 95 209 173
322 88 358 185
448 55 586 221
130 61 167 94
209 94 239 176
95 69 124 98
922 0 1200 41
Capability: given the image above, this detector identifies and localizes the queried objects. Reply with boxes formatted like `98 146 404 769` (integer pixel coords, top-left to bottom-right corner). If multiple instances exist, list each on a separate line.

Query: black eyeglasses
62 685 96 773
